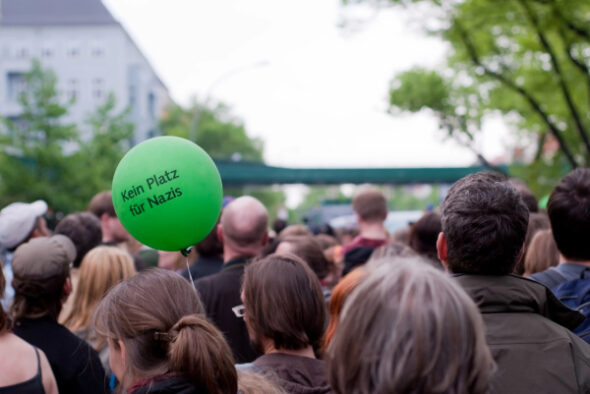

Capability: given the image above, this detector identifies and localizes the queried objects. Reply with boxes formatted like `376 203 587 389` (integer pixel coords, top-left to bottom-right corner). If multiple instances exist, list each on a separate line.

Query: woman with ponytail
93 269 237 394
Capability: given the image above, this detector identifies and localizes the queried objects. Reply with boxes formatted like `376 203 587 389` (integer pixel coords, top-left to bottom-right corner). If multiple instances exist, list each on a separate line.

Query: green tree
0 60 79 211
0 61 136 212
72 93 134 203
161 100 264 162
356 0 590 194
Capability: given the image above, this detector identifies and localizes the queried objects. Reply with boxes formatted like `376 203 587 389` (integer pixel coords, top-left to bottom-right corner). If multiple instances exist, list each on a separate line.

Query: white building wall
0 24 170 144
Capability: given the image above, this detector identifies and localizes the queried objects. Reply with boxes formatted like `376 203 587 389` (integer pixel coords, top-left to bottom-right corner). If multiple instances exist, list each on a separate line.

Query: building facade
0 0 170 144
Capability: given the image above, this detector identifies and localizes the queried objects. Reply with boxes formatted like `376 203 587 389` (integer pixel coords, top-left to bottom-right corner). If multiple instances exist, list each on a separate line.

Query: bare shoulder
0 331 38 386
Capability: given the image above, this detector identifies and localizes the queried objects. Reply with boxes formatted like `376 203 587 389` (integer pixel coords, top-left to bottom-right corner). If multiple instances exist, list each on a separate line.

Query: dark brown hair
548 168 590 261
408 211 442 262
242 254 326 352
353 187 387 222
278 236 330 279
11 272 68 321
93 269 237 393
89 190 116 218
55 212 102 268
441 172 529 275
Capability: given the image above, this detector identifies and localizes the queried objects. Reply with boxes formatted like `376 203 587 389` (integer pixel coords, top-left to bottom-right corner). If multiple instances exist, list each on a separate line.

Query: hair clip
153 331 172 342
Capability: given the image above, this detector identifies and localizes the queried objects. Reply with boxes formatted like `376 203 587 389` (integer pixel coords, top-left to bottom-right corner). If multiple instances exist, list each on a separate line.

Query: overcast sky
103 0 509 169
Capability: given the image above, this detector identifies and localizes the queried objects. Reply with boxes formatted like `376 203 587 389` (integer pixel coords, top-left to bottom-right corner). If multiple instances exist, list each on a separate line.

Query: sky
102 0 512 171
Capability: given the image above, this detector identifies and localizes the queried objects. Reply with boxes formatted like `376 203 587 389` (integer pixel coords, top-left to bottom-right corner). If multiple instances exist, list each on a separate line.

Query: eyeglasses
232 304 245 318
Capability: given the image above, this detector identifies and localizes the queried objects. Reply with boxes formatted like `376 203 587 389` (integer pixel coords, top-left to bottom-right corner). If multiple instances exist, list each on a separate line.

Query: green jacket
455 274 590 394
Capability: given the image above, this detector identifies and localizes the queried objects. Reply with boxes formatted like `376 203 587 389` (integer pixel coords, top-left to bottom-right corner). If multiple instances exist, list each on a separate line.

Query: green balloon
112 136 223 251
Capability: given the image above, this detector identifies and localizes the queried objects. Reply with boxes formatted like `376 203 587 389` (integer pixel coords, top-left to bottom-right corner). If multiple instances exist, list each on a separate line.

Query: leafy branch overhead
369 0 590 190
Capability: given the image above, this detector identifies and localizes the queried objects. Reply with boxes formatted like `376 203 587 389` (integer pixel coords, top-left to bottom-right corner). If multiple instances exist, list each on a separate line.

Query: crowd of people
1 168 590 393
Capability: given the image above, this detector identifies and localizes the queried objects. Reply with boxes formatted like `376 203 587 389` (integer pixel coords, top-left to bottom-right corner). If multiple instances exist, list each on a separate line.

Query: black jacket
455 274 590 394
195 257 260 363
130 377 205 394
252 353 333 394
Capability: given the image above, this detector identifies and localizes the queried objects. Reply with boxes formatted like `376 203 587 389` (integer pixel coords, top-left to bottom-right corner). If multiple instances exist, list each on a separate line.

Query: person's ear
118 340 127 366
63 277 72 297
436 232 450 271
261 231 269 246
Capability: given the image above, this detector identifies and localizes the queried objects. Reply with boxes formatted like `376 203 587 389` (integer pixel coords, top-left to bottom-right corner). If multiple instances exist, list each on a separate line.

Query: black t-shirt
13 316 108 394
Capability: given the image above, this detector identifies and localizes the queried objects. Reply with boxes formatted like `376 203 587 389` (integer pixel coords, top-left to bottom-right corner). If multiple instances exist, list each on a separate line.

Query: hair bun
170 314 203 336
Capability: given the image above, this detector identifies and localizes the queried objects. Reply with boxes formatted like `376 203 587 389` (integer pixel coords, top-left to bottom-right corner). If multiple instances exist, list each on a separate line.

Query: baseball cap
0 200 48 250
12 235 76 280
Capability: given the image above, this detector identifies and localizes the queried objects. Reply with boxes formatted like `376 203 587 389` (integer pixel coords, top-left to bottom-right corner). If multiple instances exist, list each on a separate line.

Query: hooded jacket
252 353 333 394
455 274 590 394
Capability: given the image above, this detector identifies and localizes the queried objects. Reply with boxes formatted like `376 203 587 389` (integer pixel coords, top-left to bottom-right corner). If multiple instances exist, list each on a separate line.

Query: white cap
0 200 48 249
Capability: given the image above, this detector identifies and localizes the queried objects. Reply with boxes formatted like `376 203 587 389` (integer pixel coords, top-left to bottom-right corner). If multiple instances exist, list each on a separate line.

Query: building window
41 47 54 58
91 45 104 57
6 72 26 101
92 78 104 99
147 92 156 118
67 79 78 101
67 45 80 58
16 47 29 59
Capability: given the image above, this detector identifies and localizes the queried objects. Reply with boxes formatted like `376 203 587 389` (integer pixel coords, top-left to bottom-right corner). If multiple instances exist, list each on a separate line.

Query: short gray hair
327 257 494 394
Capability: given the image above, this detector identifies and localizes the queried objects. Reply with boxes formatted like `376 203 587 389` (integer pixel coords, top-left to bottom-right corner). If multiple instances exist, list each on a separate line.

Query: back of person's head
390 226 410 244
276 236 330 280
242 254 326 352
513 212 550 275
440 172 529 275
55 212 102 268
272 218 288 236
327 257 494 394
194 221 223 257
93 269 237 393
352 187 387 223
11 235 76 320
547 168 590 261
369 242 416 262
220 196 268 249
508 178 538 212
321 268 367 354
315 234 339 250
89 191 116 218
237 371 286 394
408 211 442 262
279 224 313 238
523 229 559 277
64 246 136 332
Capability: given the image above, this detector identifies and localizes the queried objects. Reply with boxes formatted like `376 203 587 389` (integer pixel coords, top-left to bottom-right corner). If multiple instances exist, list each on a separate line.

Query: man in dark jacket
437 172 590 394
530 168 590 288
195 196 268 363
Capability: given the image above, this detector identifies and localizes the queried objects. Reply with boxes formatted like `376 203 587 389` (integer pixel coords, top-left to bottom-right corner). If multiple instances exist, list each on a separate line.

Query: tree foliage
364 0 590 194
0 60 134 212
160 100 264 162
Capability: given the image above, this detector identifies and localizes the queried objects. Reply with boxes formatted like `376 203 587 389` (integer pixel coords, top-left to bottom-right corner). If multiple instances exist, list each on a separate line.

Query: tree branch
519 0 590 159
456 22 578 168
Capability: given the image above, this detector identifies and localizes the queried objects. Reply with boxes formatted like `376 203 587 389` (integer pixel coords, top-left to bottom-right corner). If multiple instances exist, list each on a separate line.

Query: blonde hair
64 246 136 332
327 257 494 394
93 269 237 393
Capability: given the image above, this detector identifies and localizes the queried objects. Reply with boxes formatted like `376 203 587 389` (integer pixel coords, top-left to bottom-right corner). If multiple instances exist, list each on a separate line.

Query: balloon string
182 246 198 293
